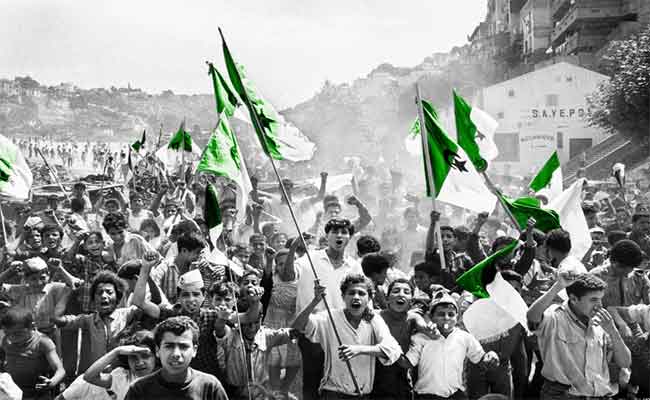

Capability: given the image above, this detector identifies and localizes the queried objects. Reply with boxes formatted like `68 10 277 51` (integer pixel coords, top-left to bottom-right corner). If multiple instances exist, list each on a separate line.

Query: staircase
563 134 648 185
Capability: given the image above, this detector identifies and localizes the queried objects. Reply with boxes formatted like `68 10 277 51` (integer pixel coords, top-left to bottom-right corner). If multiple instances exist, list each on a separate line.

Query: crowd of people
1 136 650 400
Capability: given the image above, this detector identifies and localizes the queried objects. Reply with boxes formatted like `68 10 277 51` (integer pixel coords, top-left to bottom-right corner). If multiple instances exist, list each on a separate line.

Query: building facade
480 62 609 175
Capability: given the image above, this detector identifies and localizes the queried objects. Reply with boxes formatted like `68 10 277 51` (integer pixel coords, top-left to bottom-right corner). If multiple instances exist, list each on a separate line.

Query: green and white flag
547 178 592 259
499 194 561 233
208 62 239 118
204 183 223 247
0 134 33 200
221 30 315 162
529 151 563 201
201 62 252 222
453 90 499 172
418 99 496 213
155 121 202 173
457 241 529 340
131 130 146 154
196 122 252 221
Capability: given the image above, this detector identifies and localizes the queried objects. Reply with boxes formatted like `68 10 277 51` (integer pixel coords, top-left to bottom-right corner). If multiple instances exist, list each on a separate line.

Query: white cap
177 269 204 291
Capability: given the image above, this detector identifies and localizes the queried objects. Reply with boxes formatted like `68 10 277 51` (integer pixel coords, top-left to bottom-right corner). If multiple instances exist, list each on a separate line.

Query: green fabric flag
168 121 193 152
457 240 519 298
419 99 468 197
196 119 243 187
131 130 146 152
500 194 561 232
453 90 486 172
529 151 561 192
220 31 283 160
207 62 239 118
204 183 223 246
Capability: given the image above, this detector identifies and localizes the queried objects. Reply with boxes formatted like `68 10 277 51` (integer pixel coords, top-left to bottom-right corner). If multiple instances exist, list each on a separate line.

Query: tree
587 25 650 144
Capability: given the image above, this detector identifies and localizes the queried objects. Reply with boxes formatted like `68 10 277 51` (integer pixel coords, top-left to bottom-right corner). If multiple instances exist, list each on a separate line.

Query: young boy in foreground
124 316 228 400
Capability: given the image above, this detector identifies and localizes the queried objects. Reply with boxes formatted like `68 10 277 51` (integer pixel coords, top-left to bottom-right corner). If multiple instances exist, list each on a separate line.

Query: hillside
0 47 494 171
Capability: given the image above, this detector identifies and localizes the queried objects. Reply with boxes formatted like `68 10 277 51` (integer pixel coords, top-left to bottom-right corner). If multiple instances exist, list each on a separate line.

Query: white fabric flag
463 272 529 342
547 178 592 259
437 146 497 214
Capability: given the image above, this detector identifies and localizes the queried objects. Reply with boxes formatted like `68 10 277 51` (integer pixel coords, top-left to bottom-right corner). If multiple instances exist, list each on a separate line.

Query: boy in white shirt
399 292 499 400
293 273 402 399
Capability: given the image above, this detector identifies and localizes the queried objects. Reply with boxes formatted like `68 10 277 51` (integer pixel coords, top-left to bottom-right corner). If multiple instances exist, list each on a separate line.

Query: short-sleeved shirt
124 368 229 400
406 329 485 396
1 282 70 333
1 332 55 398
305 309 402 395
534 301 616 397
295 249 363 314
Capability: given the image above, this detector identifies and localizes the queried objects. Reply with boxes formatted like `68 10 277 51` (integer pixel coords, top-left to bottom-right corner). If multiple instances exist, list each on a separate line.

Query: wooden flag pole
224 36 361 396
415 84 447 269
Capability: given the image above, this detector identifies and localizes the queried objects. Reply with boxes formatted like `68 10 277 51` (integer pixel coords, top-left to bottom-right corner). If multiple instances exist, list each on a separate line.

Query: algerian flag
453 90 499 172
204 183 223 247
529 151 562 201
220 29 316 162
201 62 252 222
196 122 252 222
131 130 146 154
457 240 519 298
547 178 592 259
155 121 202 173
207 62 239 118
499 194 561 232
418 99 496 214
457 241 529 339
463 272 530 341
0 134 33 200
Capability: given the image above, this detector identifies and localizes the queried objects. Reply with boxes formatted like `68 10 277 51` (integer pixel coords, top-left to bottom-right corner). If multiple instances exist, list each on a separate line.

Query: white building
480 62 609 175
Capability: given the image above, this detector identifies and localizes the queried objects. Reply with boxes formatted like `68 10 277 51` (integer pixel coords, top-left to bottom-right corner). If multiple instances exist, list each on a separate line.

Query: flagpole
0 204 8 246
36 148 71 205
225 54 360 399
415 84 447 269
479 170 523 233
220 28 362 394
157 123 163 149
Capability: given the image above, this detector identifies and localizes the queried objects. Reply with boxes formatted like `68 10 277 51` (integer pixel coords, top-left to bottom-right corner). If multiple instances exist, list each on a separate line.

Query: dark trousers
415 390 467 400
320 390 370 400
298 334 325 400
466 361 511 399
540 379 610 400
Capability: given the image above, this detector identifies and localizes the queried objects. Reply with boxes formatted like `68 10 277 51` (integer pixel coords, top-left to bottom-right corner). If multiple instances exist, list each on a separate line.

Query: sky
0 0 486 108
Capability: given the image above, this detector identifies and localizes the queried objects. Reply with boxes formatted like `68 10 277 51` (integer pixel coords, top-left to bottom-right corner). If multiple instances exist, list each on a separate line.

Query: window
546 94 558 107
508 89 515 97
497 111 505 119
557 132 564 149
494 133 520 162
